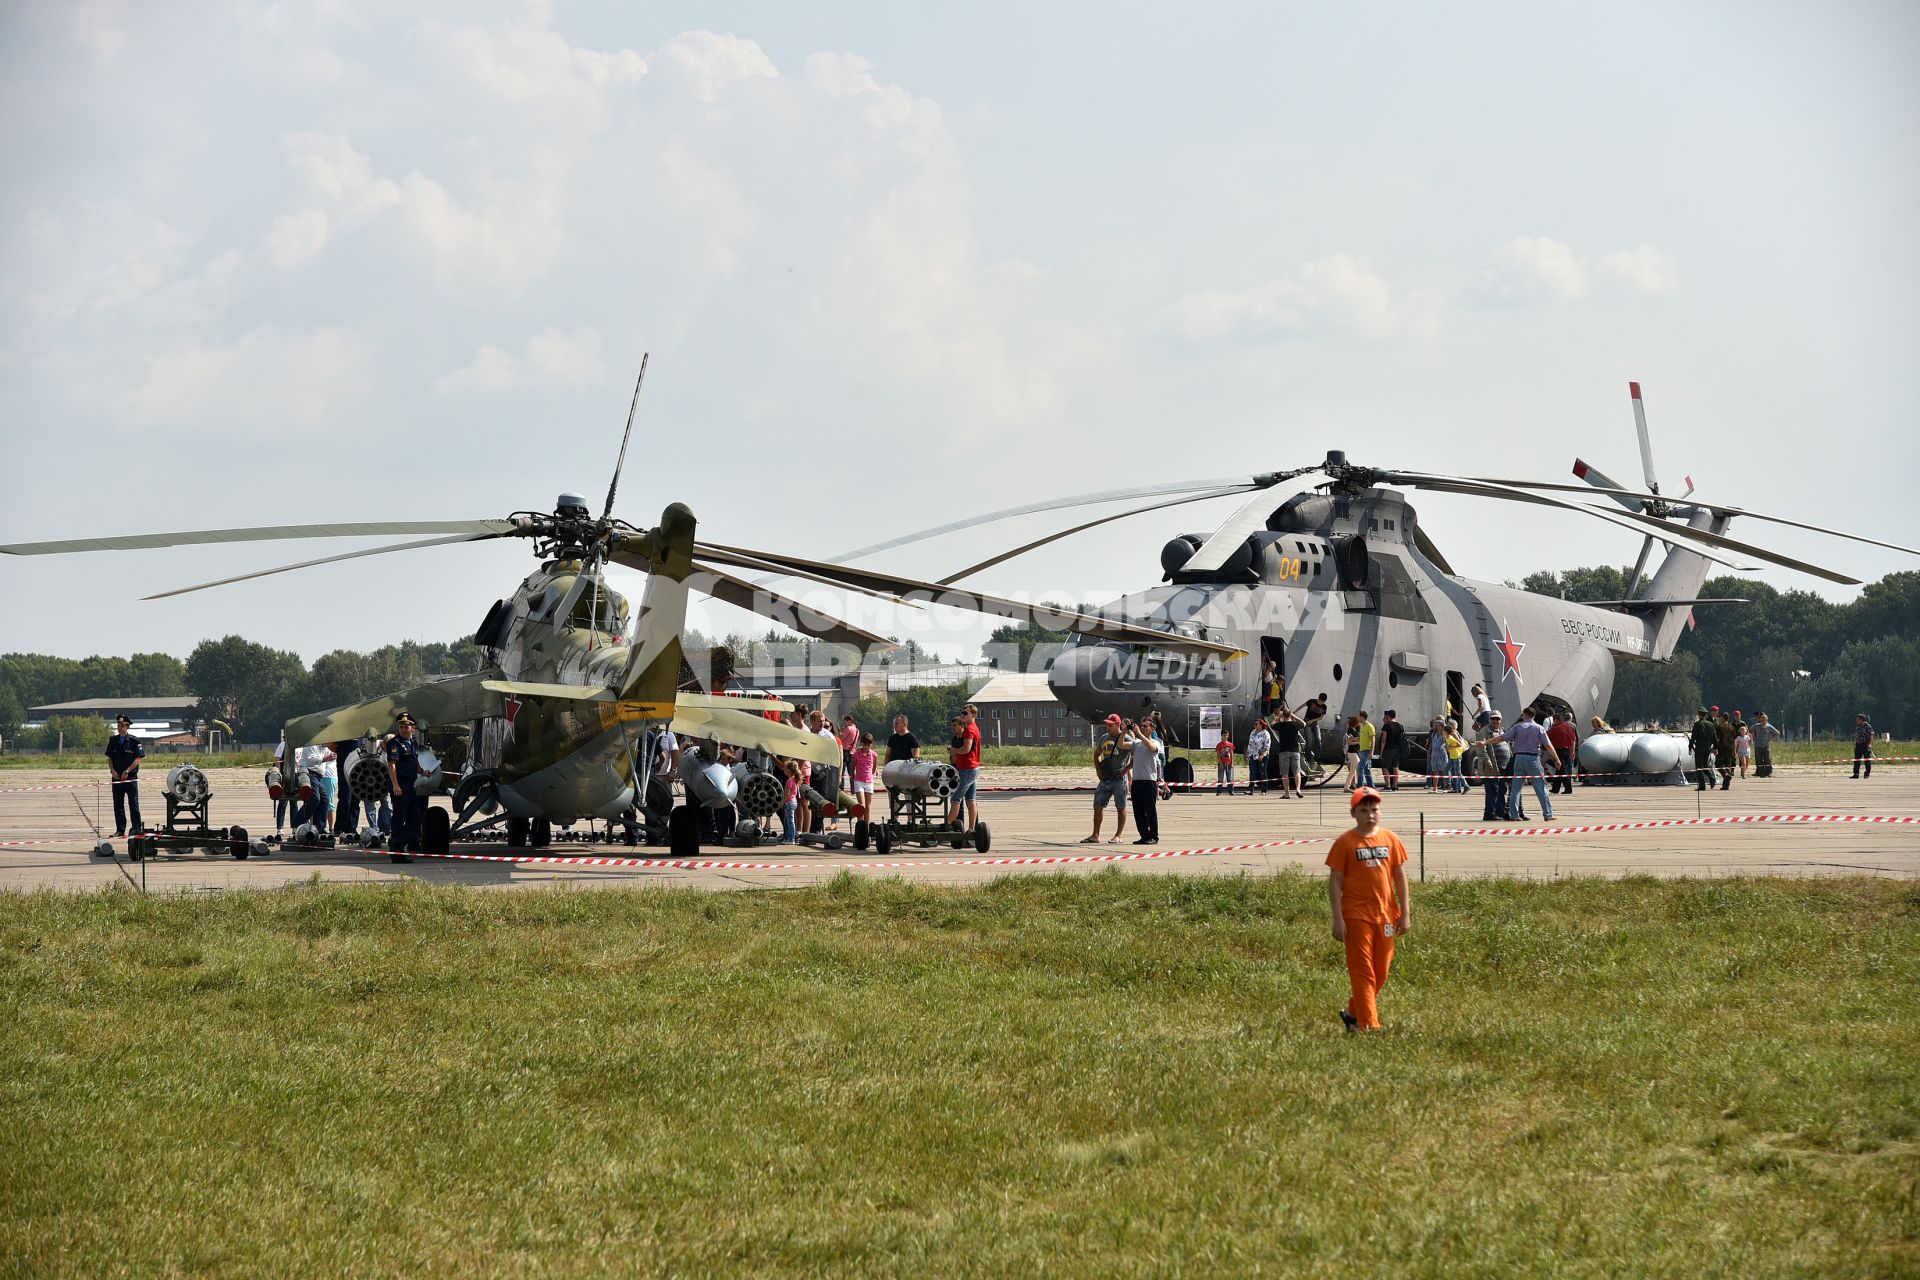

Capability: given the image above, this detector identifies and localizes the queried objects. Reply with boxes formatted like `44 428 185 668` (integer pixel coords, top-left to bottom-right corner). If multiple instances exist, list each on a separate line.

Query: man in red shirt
1546 709 1580 794
949 703 983 831
1326 786 1411 1032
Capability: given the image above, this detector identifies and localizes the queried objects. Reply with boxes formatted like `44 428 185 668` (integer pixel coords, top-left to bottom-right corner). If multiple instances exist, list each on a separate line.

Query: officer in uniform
385 712 424 861
1689 707 1717 792
103 714 144 839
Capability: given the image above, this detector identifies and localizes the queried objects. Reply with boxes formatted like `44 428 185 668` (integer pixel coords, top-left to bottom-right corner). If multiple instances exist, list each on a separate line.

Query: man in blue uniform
103 714 144 839
385 712 424 861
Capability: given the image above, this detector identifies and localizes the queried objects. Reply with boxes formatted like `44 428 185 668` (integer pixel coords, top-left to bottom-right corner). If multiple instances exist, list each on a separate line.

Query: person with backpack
1083 714 1134 844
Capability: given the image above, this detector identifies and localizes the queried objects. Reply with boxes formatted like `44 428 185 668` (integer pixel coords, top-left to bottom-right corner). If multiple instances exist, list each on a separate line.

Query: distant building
24 696 203 747
969 672 1095 746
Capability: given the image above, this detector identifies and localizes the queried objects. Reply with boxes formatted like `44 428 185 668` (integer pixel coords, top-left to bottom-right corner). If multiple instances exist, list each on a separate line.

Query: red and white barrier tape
1427 813 1920 839
0 782 97 795
12 812 1913 861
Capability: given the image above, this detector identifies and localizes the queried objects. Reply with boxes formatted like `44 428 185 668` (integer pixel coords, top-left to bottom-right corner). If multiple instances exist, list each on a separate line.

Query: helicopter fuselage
1047 488 1665 755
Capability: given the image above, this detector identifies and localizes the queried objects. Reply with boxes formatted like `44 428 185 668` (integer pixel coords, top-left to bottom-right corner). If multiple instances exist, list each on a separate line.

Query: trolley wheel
852 819 870 851
230 825 251 859
874 823 893 855
127 836 145 861
531 818 552 849
422 807 451 857
668 805 700 858
506 816 528 848
973 822 991 853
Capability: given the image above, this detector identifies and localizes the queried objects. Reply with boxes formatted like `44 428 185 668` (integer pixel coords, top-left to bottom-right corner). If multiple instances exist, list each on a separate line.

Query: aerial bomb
678 748 739 809
164 763 211 804
413 748 444 797
882 759 959 797
1577 732 1688 785
1578 735 1629 776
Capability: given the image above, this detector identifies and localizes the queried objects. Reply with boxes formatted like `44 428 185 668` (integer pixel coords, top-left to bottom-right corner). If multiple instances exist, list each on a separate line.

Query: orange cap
1349 785 1383 811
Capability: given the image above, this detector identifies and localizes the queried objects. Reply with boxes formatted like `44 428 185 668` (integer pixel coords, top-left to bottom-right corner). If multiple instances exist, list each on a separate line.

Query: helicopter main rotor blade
0 520 517 557
687 561 898 650
1455 473 1920 559
939 486 1252 584
141 530 514 601
695 540 1247 657
1389 473 1854 583
604 547 901 649
601 353 650 521
1411 525 1455 575
822 476 1270 566
1179 485 1309 575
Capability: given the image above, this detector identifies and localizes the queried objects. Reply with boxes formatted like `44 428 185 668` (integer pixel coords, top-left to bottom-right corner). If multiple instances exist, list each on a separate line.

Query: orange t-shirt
1324 827 1409 924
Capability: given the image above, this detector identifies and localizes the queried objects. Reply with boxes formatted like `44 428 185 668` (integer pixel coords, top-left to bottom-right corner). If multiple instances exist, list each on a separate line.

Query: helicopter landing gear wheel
422 807 451 858
506 816 528 848
668 805 699 858
1164 757 1194 789
530 818 551 849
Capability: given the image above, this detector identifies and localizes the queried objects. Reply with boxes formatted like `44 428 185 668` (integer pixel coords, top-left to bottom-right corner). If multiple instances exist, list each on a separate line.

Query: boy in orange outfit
1326 785 1411 1032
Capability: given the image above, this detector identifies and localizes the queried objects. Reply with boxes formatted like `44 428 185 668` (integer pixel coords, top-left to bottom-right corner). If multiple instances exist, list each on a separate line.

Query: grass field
0 749 279 771
2 874 1914 1277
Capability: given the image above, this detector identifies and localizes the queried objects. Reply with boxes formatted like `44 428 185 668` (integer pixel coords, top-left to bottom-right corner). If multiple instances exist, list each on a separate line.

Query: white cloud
264 209 329 268
434 327 605 395
280 132 400 220
1597 244 1679 295
126 327 371 429
280 132 564 289
1472 237 1589 303
1163 254 1403 343
440 15 645 127
650 31 778 103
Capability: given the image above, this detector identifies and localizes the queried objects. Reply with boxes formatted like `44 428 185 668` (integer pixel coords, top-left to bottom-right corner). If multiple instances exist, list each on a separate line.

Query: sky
3 0 1917 665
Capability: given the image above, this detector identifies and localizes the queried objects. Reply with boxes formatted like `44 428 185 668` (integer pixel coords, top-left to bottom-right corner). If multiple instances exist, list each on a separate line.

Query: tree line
1521 567 1919 736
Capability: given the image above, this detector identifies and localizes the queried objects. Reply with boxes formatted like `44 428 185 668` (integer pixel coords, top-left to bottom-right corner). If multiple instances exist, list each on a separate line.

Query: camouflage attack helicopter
738 384 1920 778
1 362 1239 855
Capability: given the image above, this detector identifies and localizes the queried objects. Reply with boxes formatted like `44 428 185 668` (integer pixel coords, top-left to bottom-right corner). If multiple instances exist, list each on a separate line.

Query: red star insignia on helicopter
504 695 522 727
1495 621 1525 684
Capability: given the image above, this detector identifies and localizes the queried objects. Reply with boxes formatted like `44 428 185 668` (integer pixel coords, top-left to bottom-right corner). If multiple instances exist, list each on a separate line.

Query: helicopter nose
1048 644 1119 715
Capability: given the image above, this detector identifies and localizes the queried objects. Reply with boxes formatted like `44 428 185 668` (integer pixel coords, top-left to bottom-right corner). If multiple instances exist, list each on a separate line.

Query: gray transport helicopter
756 384 1919 775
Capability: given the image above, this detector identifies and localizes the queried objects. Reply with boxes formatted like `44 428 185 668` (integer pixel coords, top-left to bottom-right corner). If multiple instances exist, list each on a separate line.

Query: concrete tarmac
2 765 1914 895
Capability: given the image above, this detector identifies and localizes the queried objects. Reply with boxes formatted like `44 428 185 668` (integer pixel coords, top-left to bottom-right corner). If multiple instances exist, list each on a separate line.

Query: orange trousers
1343 918 1396 1030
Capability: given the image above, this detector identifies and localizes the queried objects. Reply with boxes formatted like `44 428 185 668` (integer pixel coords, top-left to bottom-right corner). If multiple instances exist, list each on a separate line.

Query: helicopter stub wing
670 704 842 768
284 671 504 749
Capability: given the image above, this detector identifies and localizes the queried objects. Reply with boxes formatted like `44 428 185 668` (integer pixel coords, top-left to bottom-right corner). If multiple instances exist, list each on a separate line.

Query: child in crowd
779 759 800 844
849 732 878 824
1735 724 1752 779
1215 733 1235 795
